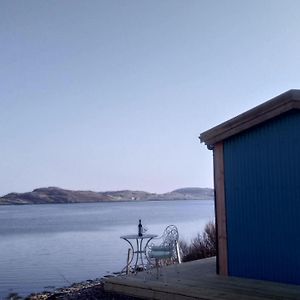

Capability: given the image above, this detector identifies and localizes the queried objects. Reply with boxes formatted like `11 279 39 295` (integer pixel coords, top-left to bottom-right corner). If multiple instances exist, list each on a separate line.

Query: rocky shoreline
6 278 141 300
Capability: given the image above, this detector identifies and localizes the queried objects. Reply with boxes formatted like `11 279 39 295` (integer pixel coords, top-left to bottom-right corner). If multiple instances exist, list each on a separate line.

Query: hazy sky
1 0 300 196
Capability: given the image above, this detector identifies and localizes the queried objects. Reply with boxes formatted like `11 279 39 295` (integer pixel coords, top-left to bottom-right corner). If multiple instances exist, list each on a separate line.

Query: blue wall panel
224 110 300 285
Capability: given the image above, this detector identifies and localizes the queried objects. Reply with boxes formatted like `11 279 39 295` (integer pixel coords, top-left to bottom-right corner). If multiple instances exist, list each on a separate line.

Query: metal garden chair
146 225 181 279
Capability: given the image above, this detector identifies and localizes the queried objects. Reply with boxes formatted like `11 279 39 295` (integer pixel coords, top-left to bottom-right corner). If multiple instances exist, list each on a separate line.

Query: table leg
133 238 140 271
121 236 157 274
121 238 134 274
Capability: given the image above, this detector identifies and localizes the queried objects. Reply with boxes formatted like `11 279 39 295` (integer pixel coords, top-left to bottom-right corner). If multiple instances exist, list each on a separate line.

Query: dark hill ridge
0 187 214 205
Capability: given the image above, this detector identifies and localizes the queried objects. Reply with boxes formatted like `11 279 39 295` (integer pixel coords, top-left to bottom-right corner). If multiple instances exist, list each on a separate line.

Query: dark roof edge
200 89 300 147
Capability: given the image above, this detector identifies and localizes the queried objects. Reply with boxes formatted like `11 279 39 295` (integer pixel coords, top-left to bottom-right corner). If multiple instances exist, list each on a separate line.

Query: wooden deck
104 257 300 300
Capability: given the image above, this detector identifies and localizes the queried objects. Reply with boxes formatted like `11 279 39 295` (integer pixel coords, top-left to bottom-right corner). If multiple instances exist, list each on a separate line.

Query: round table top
120 234 158 240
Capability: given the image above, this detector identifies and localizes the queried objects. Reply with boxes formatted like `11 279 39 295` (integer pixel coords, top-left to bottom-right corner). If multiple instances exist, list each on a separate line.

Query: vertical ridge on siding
224 110 300 285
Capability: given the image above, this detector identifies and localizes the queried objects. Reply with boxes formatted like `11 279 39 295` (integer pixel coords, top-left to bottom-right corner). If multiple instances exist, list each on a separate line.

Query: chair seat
149 245 173 258
151 246 172 251
149 250 172 259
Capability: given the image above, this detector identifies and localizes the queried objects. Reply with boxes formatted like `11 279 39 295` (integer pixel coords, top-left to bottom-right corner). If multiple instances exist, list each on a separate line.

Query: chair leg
162 263 167 285
155 258 159 279
175 262 180 281
175 241 182 264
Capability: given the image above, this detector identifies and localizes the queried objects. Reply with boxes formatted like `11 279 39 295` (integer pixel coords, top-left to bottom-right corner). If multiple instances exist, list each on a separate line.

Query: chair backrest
161 225 179 247
147 225 181 264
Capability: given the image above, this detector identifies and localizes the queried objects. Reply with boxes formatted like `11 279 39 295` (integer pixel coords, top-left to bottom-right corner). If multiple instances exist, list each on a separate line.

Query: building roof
200 89 300 148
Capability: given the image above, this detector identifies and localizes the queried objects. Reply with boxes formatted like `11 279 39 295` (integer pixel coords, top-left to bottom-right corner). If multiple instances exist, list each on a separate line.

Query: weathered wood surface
213 142 228 276
104 257 300 300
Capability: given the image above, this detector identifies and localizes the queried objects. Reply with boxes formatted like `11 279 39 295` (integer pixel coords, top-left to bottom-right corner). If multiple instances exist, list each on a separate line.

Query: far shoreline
0 187 214 206
0 198 214 206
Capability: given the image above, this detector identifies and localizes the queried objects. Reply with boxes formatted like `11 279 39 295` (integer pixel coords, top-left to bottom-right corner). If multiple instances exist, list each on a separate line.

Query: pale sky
1 0 300 196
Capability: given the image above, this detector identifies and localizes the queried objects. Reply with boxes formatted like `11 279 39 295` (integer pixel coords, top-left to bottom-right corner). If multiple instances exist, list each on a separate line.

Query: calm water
0 200 214 298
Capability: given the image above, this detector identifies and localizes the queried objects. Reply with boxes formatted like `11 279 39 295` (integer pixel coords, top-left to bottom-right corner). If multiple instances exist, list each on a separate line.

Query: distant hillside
149 187 214 201
0 187 214 205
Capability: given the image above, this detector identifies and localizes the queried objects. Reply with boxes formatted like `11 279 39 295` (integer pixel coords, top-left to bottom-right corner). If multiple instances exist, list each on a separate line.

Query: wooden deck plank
104 257 300 300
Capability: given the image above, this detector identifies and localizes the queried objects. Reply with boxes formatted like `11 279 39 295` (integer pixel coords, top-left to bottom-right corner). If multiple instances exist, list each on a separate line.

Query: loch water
0 200 214 298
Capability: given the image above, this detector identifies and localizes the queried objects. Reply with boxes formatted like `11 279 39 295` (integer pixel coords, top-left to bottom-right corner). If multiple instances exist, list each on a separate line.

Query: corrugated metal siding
224 110 300 285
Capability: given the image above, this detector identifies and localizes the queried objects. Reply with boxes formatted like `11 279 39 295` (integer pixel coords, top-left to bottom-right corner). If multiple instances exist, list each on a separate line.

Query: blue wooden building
200 90 300 285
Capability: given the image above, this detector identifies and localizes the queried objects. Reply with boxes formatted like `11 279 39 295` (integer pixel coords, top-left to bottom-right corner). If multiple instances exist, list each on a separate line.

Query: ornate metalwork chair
147 225 181 279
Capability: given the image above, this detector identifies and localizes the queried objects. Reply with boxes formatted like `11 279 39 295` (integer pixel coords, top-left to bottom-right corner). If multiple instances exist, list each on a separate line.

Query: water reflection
0 200 214 297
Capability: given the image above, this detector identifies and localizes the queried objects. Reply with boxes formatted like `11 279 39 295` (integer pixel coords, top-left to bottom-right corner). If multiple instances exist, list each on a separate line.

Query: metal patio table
120 233 158 273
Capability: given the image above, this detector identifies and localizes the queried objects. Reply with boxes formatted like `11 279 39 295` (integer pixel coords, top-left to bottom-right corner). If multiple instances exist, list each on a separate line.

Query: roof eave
200 89 300 147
